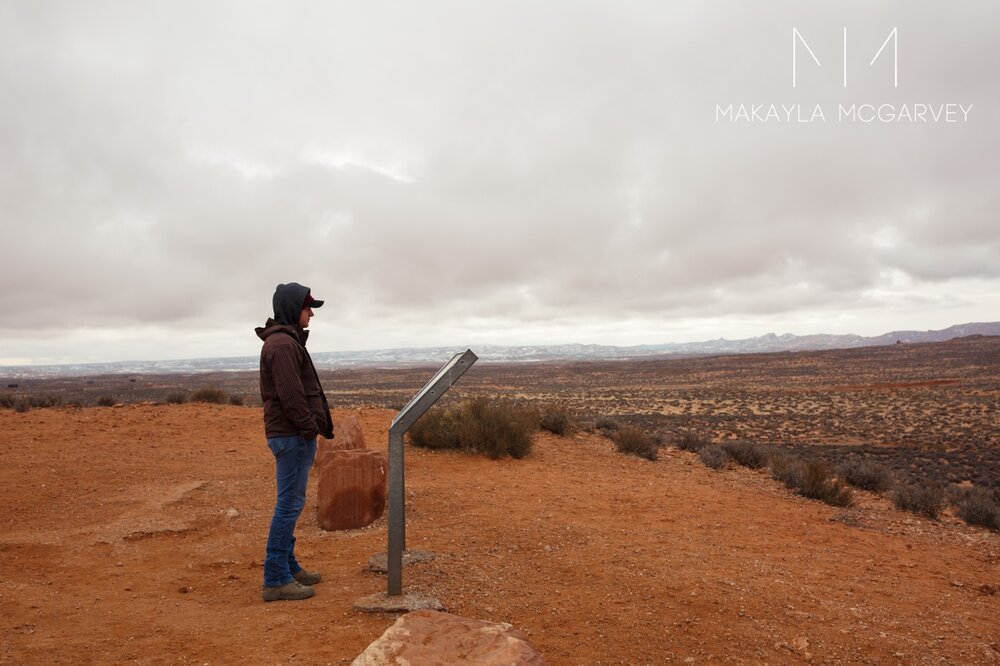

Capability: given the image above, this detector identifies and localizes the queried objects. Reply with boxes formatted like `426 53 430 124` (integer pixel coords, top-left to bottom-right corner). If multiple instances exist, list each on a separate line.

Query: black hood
271 282 312 326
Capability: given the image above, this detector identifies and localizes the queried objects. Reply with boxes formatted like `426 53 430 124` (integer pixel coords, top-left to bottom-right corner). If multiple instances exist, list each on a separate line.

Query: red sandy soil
1 404 998 665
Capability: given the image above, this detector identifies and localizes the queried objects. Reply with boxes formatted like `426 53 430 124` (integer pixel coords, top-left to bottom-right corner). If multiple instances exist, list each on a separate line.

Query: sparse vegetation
228 394 244 406
610 427 659 461
837 460 894 493
165 392 188 404
594 417 621 432
795 461 854 507
675 431 710 453
769 451 807 489
766 453 853 507
697 445 728 470
720 441 769 469
409 397 539 459
1 394 61 410
955 488 1000 531
96 396 116 407
189 388 228 404
892 482 946 520
5 395 61 412
540 406 576 436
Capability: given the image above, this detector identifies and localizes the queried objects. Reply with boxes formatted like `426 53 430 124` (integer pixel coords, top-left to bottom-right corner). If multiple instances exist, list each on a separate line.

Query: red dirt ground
1 404 998 665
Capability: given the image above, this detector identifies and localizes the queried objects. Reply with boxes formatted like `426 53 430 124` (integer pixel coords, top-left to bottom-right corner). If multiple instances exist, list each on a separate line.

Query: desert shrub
675 431 711 453
838 460 894 493
721 441 769 469
955 488 1000 531
2 395 61 410
165 392 188 404
796 461 854 507
30 395 61 408
190 388 228 404
96 396 116 407
697 445 728 470
769 451 807 489
610 427 659 461
540 407 576 436
594 417 621 432
892 482 946 520
228 394 244 406
409 398 538 459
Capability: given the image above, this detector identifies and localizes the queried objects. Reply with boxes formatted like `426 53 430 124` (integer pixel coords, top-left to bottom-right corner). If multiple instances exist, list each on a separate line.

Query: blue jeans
263 435 317 587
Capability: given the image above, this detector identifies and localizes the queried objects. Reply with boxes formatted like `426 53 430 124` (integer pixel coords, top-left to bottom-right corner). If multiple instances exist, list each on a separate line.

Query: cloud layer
1 1 997 363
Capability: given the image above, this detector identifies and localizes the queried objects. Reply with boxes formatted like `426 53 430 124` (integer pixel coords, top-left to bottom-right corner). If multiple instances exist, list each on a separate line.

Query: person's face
298 306 313 328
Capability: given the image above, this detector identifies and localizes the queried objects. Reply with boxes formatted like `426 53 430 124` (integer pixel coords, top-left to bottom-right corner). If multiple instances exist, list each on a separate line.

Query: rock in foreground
352 610 546 665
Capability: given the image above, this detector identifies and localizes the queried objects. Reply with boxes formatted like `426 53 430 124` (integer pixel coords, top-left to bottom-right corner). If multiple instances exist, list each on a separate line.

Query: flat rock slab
351 609 547 665
354 591 445 613
367 549 436 572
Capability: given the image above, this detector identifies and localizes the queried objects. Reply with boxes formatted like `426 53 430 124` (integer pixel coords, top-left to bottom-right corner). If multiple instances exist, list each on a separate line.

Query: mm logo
792 28 898 88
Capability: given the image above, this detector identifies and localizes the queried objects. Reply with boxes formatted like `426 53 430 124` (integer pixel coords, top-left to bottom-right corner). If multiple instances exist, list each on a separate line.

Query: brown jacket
256 321 334 440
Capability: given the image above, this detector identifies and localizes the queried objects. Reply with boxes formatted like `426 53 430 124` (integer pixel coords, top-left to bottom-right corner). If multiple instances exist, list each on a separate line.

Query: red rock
351 610 547 666
316 449 387 531
316 413 367 471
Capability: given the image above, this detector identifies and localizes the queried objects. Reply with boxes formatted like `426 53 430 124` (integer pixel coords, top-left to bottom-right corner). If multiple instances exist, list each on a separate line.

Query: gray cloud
1 1 997 363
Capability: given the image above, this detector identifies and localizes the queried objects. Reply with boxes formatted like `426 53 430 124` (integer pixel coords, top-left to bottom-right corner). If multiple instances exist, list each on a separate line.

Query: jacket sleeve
266 342 320 439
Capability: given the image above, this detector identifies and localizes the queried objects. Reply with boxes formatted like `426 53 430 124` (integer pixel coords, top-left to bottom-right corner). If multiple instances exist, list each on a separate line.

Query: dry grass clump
610 427 659 461
409 397 539 459
165 392 188 404
720 441 769 469
675 431 711 453
228 395 244 406
697 445 728 470
540 406 577 436
892 482 946 519
189 388 228 404
96 396 116 407
955 488 1000 531
837 460 894 493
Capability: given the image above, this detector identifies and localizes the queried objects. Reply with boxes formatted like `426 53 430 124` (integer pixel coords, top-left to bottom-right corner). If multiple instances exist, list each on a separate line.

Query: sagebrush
540 407 576 436
892 482 946 519
189 388 228 404
676 432 711 453
409 398 538 459
721 441 769 469
610 427 659 461
697 445 728 470
838 460 894 493
955 488 1000 531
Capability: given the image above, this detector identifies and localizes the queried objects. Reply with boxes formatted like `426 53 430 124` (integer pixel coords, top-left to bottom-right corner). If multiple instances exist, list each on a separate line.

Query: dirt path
1 404 998 664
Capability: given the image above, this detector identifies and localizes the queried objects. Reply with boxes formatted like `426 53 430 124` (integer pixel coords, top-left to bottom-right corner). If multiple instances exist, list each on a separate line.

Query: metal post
384 349 477 597
387 428 405 595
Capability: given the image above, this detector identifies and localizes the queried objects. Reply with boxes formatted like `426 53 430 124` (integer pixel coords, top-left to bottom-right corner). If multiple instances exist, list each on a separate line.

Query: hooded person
255 282 334 602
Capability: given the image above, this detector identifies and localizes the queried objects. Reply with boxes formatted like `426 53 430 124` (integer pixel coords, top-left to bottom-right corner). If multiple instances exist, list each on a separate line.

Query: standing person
255 282 334 602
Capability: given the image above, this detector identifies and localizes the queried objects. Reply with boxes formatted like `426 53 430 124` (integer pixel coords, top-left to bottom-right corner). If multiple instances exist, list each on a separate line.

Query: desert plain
1 336 998 664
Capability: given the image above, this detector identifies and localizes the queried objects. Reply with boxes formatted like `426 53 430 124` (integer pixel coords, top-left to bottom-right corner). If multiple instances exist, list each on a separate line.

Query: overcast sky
1 1 997 365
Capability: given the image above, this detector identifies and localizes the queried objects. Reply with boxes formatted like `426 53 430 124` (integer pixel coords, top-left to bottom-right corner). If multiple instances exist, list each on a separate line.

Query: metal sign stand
355 349 478 613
